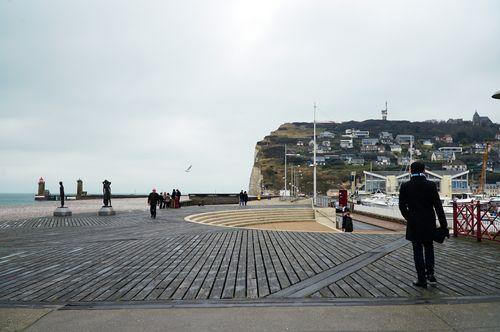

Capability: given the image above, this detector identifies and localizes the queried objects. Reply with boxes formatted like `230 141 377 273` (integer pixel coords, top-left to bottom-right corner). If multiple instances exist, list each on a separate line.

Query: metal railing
315 195 333 208
453 200 500 242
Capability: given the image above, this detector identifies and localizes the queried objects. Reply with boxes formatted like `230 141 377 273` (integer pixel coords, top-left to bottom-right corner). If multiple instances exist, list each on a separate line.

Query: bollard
476 201 482 242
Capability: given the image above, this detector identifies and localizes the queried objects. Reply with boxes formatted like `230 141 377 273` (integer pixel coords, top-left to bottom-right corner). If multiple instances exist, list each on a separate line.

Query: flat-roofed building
363 169 469 197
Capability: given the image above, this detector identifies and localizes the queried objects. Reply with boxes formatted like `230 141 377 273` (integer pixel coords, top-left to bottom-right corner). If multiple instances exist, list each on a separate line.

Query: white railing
354 204 405 221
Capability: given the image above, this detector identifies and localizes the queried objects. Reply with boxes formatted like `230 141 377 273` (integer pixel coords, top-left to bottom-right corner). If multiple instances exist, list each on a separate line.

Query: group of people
239 190 248 206
147 188 182 218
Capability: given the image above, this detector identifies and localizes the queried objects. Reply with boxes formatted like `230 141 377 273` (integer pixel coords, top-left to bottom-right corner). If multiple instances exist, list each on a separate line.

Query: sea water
0 193 37 206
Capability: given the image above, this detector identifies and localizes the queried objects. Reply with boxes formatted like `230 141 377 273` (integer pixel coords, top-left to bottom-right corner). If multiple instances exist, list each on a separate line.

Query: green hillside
250 119 499 195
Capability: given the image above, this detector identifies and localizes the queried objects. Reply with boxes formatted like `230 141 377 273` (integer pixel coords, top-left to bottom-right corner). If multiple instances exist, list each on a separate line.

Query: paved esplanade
1 204 499 330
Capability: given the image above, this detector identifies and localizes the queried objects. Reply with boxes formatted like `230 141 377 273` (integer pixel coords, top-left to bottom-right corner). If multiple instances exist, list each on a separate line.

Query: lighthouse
35 177 47 200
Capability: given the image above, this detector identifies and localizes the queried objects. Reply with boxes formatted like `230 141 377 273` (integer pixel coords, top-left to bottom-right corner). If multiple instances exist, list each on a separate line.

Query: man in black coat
148 188 160 218
399 161 448 288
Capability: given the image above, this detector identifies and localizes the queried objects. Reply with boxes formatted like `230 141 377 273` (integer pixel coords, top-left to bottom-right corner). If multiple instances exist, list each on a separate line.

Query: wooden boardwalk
0 205 499 305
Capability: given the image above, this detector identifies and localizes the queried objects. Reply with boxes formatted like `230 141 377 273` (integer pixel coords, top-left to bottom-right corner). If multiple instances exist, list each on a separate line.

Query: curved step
185 208 317 229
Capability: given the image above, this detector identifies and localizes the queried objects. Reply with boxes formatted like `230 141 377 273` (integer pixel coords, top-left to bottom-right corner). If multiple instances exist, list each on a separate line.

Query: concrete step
228 219 317 227
192 209 313 221
186 208 316 229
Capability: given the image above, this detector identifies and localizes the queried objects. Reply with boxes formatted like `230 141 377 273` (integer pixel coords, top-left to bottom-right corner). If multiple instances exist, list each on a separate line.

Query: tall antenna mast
381 101 388 120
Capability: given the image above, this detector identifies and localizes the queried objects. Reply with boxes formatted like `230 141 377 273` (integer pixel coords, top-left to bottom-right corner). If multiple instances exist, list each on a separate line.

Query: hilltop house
347 157 365 166
321 140 331 147
296 140 304 146
379 132 393 143
364 169 469 197
438 146 462 154
378 145 386 153
431 150 456 162
319 131 335 138
434 135 453 143
340 139 353 149
422 139 433 147
346 129 369 138
442 160 467 172
361 138 379 146
395 135 415 145
376 156 391 166
398 156 411 166
390 144 402 153
361 145 378 153
442 135 453 143
310 156 326 166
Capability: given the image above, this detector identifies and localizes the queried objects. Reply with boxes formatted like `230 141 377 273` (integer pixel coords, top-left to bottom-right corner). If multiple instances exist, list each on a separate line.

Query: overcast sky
1 0 499 194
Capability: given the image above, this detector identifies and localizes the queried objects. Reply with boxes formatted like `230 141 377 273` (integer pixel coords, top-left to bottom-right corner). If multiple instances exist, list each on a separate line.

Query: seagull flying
185 165 192 173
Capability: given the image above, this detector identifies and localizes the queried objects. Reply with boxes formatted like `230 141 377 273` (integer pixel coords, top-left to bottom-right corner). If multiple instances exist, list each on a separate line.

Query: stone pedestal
98 206 116 216
53 207 72 217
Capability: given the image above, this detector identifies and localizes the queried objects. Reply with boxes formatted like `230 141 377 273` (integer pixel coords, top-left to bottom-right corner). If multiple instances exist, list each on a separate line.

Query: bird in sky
185 165 192 173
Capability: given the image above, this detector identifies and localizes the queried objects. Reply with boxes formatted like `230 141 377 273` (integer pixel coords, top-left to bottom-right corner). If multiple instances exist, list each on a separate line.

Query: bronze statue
102 180 112 207
59 181 65 207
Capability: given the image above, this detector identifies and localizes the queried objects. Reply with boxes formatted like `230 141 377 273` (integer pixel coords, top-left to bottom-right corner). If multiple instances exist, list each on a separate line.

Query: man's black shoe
413 280 428 288
427 275 437 283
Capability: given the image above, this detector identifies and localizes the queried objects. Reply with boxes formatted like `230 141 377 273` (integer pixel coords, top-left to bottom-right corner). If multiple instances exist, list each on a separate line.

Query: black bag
344 216 353 232
433 227 450 244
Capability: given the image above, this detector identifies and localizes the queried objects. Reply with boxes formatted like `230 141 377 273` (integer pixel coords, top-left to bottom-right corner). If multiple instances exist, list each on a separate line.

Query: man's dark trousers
150 204 157 218
412 241 434 281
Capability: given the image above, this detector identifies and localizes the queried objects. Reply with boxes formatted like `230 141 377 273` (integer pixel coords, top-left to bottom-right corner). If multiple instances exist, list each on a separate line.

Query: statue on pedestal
59 181 65 207
102 180 112 207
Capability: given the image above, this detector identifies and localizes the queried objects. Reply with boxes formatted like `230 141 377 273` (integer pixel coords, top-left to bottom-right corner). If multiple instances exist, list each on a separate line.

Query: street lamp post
284 144 287 198
313 103 317 206
285 146 300 200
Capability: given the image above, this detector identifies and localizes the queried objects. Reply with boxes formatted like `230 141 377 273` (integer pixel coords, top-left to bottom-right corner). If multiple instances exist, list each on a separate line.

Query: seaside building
363 169 470 197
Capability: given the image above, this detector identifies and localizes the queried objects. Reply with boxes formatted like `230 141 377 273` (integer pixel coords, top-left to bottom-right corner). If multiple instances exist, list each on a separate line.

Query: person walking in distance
243 191 248 206
148 188 160 219
171 189 177 208
239 190 244 206
399 161 448 288
176 189 181 208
